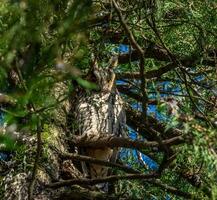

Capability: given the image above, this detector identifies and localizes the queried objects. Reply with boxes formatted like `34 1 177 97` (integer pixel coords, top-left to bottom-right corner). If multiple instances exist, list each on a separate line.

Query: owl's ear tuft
90 54 99 71
87 55 101 83
108 56 118 69
92 58 99 71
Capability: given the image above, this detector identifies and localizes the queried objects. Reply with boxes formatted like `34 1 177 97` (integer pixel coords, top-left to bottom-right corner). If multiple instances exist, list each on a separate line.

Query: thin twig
112 0 148 122
146 15 213 126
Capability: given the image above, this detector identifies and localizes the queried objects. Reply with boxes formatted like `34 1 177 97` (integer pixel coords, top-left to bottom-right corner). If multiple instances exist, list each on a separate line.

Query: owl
73 56 126 190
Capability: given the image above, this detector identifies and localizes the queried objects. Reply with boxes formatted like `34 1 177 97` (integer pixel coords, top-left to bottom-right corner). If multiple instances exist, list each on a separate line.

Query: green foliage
0 134 16 151
0 0 216 199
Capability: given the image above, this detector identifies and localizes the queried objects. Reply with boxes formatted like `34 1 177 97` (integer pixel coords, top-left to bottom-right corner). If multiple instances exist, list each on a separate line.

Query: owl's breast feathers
74 88 126 181
75 90 125 138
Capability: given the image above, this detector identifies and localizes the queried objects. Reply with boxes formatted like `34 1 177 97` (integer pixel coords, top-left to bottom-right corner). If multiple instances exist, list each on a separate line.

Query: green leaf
76 77 98 90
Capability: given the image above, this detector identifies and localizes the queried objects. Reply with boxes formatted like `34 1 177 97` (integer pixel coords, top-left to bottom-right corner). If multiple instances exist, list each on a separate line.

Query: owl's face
89 57 118 92
93 67 115 91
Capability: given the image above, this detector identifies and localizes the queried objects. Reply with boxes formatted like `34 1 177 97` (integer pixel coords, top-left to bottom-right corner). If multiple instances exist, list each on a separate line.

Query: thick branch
47 173 158 189
85 14 110 28
118 48 170 64
117 85 155 102
112 1 144 56
104 30 170 63
117 85 159 104
106 30 215 67
61 152 140 174
54 185 117 200
117 62 177 79
70 135 184 150
125 104 182 140
117 56 199 80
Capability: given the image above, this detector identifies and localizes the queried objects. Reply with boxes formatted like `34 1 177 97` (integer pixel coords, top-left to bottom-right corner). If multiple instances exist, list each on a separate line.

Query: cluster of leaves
0 0 93 133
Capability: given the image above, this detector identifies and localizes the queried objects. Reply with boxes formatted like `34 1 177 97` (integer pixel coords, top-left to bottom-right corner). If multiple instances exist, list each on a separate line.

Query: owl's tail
87 148 113 192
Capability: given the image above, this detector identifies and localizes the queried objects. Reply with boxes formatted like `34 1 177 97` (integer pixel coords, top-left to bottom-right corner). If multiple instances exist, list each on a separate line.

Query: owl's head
88 56 118 92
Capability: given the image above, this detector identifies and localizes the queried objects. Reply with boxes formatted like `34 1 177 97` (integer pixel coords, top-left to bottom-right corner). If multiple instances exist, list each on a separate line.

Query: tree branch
61 152 140 174
116 62 177 80
112 0 148 122
54 185 117 200
70 135 184 150
47 173 158 189
125 104 182 140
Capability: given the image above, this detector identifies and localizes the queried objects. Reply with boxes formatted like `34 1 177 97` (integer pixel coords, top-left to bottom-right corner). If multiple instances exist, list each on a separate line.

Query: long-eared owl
72 57 126 186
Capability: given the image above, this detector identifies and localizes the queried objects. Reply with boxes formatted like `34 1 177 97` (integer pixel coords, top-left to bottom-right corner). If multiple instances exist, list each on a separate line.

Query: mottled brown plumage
72 57 126 190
